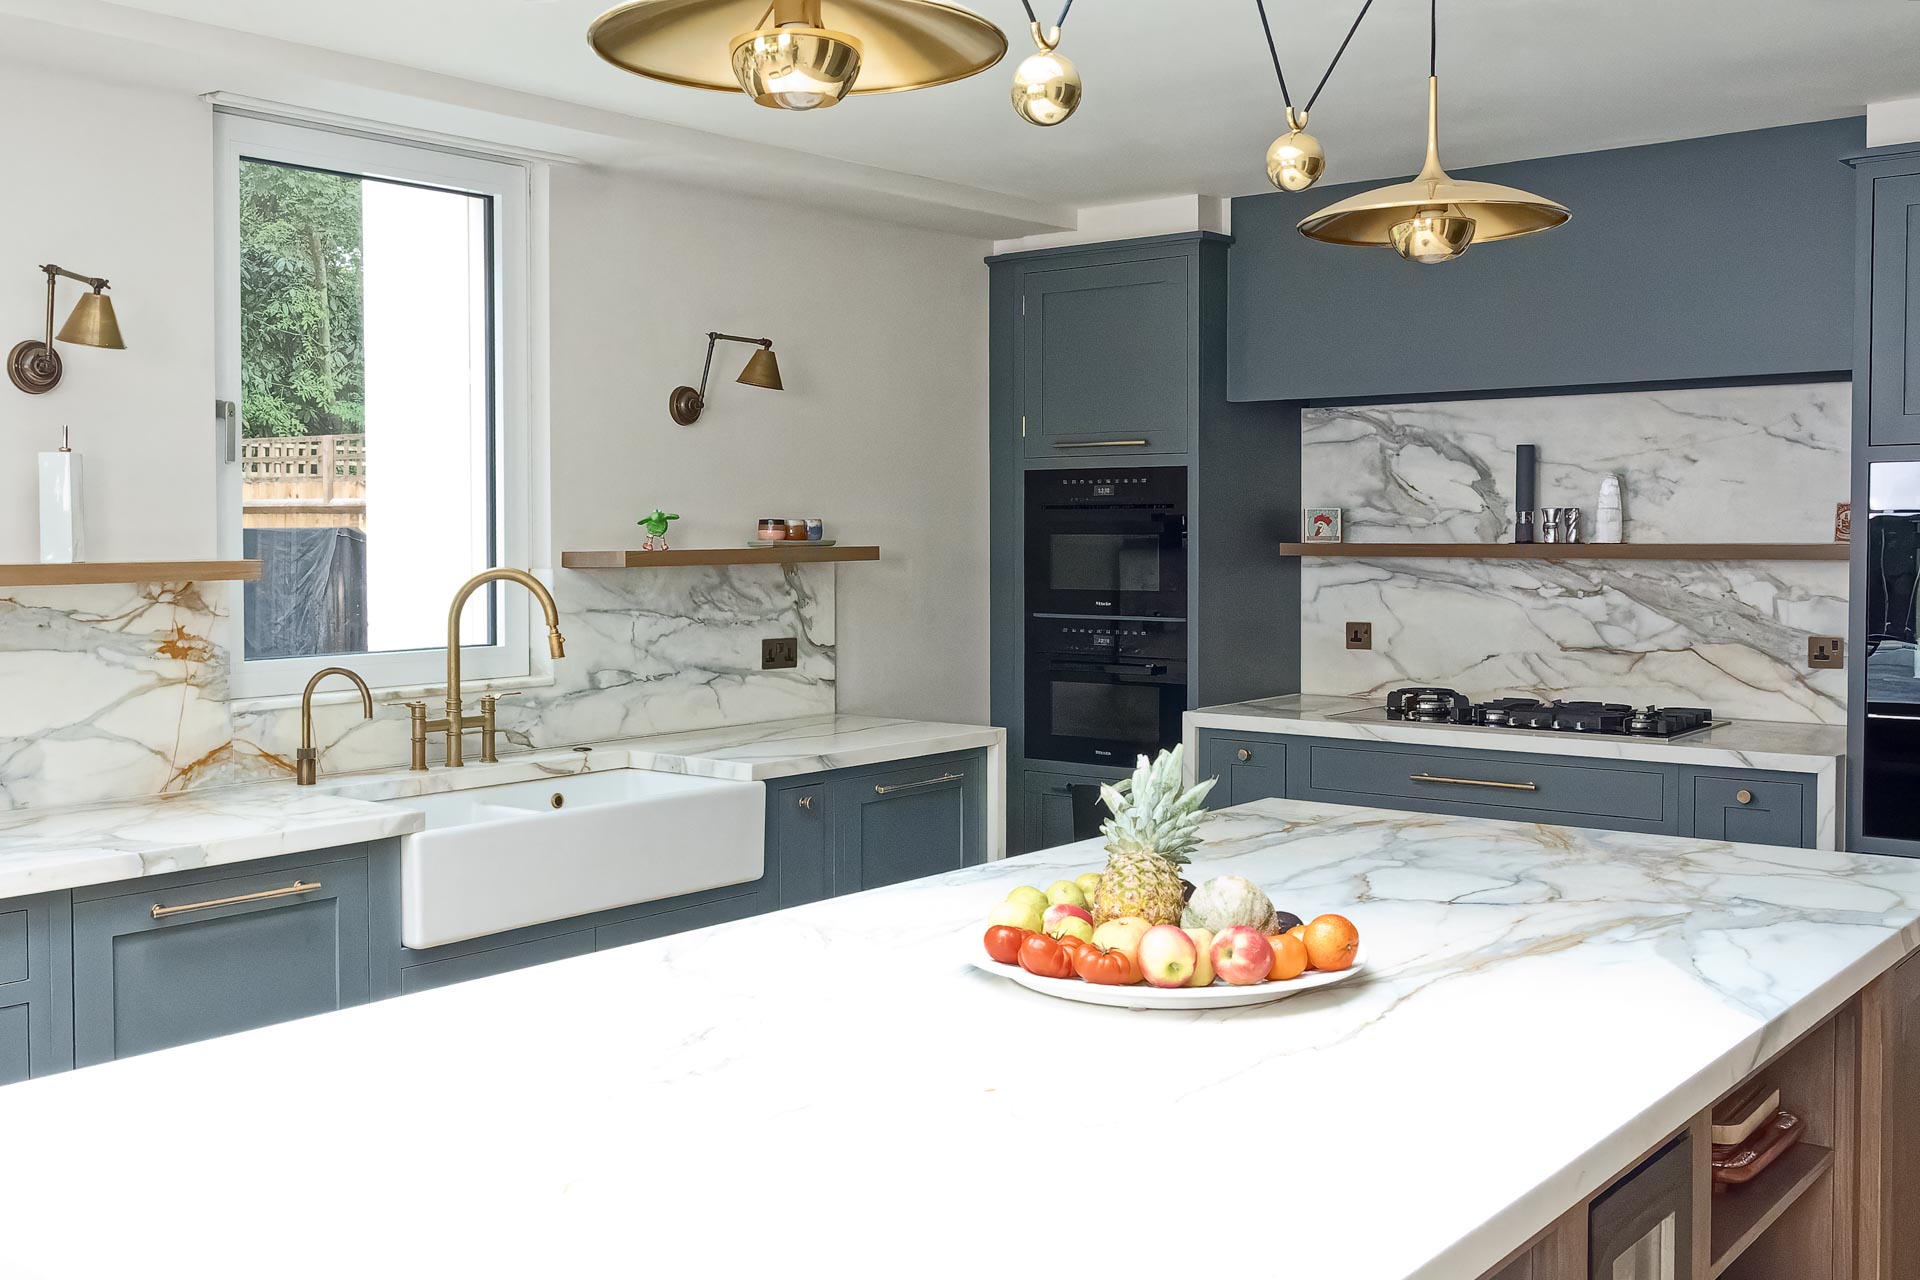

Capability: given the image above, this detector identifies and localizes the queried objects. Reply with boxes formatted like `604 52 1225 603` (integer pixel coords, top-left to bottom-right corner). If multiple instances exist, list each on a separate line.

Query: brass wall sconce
669 331 782 425
10 264 126 395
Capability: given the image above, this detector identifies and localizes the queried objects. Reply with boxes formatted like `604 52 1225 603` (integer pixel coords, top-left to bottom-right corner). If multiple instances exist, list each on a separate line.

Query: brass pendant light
1252 0 1377 194
1010 0 1080 127
1298 0 1568 262
588 0 1006 111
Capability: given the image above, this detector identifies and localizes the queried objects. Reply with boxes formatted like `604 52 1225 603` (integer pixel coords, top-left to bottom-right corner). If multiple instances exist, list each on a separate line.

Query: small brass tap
296 667 374 786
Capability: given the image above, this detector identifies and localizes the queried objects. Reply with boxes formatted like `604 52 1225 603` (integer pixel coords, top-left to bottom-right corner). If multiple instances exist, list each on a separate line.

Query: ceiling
41 0 1920 206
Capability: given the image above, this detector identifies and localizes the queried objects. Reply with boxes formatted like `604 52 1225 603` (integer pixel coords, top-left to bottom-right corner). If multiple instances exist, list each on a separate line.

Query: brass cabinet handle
1736 789 1754 805
152 880 322 920
1052 439 1149 449
874 772 966 795
797 794 814 811
1410 773 1539 792
1236 748 1253 762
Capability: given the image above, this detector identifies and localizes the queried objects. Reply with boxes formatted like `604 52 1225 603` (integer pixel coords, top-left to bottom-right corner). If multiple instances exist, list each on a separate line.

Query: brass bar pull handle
874 772 966 795
1052 439 1150 449
1410 773 1539 792
152 880 322 920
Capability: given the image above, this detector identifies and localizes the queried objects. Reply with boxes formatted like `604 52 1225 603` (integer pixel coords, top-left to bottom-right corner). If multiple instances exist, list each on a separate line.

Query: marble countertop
2 798 1918 1279
1188 693 1847 846
0 714 1005 898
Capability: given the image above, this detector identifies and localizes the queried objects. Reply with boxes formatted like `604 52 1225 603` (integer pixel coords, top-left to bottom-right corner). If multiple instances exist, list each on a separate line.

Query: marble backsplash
0 565 834 811
1300 382 1850 724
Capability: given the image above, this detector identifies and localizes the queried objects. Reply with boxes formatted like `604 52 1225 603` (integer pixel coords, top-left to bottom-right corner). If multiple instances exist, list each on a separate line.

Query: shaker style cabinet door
1020 256 1193 459
1872 172 1920 446
832 755 984 892
0 895 68 1084
1686 774 1810 848
769 781 832 909
72 856 370 1067
1196 732 1289 808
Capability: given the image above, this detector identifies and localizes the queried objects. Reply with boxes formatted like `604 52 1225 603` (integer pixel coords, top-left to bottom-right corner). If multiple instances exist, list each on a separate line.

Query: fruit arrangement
981 874 1360 992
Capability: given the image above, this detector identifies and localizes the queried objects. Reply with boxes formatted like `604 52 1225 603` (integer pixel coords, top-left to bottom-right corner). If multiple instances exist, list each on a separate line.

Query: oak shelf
0 560 262 587
1708 1142 1835 1278
562 545 881 569
1277 542 1850 562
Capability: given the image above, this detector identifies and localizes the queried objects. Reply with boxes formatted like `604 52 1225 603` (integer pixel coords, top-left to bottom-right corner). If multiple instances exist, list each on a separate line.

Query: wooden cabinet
1197 733 1288 808
72 854 370 1067
1019 255 1192 459
1869 171 1920 447
832 754 985 891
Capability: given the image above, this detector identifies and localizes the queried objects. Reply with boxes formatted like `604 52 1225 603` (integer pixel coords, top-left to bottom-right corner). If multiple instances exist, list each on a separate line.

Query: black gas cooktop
1381 688 1720 739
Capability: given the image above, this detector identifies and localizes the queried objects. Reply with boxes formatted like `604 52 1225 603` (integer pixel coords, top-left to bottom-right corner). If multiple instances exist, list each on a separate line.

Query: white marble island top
3 798 1918 1279
0 714 1004 898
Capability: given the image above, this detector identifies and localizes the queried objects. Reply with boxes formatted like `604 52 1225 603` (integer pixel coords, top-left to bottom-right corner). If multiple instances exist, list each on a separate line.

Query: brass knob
550 793 565 809
798 795 814 811
1236 748 1252 762
1736 789 1753 805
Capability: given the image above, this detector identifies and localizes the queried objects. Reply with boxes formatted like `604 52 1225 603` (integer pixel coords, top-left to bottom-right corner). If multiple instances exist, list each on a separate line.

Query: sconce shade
737 347 783 390
56 292 124 350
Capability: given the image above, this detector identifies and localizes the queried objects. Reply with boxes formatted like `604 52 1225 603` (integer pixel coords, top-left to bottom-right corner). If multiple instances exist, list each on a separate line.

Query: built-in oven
1025 467 1187 618
1025 618 1187 767
1864 460 1920 845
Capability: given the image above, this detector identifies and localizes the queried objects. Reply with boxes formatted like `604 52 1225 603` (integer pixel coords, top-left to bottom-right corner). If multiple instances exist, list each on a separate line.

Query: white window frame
214 111 534 701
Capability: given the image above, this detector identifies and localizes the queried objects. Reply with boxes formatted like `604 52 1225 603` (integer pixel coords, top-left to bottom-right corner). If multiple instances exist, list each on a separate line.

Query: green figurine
637 509 680 551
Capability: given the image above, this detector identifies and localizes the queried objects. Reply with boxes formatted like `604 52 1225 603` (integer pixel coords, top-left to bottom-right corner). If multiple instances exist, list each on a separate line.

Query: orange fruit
1302 914 1359 972
1285 923 1311 957
1267 931 1310 980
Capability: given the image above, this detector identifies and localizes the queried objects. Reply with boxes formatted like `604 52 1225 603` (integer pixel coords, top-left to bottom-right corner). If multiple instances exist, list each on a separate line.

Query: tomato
1056 934 1092 958
1017 932 1075 980
1073 945 1139 986
983 925 1030 965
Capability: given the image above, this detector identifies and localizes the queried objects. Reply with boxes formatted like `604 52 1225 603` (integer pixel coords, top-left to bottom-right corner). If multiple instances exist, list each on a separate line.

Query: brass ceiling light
1010 0 1079 127
588 0 1006 111
1298 0 1569 263
1253 0 1378 193
670 331 783 425
9 264 125 395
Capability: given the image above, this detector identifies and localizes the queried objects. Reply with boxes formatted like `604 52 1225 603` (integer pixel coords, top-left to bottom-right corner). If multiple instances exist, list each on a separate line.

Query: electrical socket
1807 636 1845 670
1346 621 1373 650
761 637 798 670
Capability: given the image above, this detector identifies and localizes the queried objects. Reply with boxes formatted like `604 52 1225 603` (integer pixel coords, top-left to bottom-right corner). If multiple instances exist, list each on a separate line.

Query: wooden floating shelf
0 560 262 587
562 545 881 569
1277 542 1850 562
1708 1141 1834 1277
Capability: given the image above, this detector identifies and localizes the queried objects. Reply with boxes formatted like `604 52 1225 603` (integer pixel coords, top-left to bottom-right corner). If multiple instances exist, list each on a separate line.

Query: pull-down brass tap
296 667 374 785
407 568 567 770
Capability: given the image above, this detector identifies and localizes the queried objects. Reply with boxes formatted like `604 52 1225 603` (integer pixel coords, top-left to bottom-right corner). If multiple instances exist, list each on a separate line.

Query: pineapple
1091 746 1218 925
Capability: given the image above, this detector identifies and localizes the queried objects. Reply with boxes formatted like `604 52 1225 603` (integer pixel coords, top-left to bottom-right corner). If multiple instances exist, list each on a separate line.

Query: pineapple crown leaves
1098 745 1218 865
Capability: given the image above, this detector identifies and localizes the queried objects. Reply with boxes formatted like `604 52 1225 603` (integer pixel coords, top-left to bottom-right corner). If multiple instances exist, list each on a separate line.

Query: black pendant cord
1254 0 1378 117
1018 0 1073 34
1429 0 1437 77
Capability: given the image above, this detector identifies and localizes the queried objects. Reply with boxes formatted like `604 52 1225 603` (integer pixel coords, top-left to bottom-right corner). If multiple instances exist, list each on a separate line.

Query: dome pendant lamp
1010 0 1080 127
1297 0 1568 262
1253 0 1379 193
588 0 1006 111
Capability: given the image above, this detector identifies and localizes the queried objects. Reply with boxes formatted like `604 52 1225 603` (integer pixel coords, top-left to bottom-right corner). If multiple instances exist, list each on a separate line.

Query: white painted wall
1869 96 1920 147
548 165 990 723
0 63 215 561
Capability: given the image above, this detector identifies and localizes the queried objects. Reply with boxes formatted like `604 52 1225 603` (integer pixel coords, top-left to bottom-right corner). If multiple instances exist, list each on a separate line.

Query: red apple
1211 926 1276 986
1137 925 1199 988
1043 902 1094 937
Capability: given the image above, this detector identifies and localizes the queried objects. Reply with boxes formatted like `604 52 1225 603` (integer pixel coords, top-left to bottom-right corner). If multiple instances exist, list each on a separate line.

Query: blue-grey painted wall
1227 116 1864 403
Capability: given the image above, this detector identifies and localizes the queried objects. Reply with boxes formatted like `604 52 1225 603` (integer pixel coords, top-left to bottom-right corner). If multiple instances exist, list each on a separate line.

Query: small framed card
1303 508 1343 543
1835 502 1851 544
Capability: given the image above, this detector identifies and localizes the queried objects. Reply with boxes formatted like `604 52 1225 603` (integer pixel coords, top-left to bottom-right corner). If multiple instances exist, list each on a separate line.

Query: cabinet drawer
400 929 594 996
0 908 26 987
1689 775 1809 848
594 890 760 951
1304 742 1673 827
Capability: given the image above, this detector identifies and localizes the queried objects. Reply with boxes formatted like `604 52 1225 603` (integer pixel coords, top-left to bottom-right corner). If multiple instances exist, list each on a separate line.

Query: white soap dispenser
38 426 85 564
1594 473 1623 544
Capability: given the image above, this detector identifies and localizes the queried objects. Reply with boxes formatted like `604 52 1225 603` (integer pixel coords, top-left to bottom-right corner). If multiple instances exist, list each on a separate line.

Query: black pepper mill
1515 444 1538 543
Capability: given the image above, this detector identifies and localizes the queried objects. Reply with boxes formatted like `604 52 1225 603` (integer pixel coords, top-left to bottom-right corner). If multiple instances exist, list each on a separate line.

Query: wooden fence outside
241 434 367 529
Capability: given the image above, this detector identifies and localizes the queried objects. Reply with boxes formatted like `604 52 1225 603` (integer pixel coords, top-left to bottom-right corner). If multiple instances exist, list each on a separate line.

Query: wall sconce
9 264 126 395
669 331 782 426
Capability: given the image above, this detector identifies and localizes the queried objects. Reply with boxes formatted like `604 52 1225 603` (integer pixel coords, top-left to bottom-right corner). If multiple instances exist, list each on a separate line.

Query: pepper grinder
38 426 85 564
1514 444 1538 543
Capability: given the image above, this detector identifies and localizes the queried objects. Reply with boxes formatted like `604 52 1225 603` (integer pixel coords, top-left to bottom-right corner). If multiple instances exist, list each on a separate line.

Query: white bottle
1594 474 1623 544
38 426 85 564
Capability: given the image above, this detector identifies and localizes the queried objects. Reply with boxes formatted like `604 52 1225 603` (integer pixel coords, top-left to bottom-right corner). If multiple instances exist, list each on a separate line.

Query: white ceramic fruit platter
969 948 1368 1011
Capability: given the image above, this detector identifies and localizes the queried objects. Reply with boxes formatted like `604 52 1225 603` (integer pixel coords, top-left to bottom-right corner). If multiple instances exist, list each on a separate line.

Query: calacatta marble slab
0 715 1005 898
1187 693 1845 848
0 799 1916 1280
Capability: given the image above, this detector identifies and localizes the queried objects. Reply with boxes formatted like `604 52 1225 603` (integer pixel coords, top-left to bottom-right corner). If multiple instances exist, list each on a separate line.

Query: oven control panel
1028 619 1187 663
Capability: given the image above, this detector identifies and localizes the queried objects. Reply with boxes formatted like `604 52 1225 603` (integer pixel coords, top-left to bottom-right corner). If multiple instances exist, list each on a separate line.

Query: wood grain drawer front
1691 776 1809 847
0 909 27 987
1306 743 1670 823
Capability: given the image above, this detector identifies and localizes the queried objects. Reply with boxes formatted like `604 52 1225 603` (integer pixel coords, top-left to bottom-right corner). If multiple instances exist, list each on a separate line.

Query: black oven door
1026 659 1186 767
1865 461 1920 846
1025 469 1187 617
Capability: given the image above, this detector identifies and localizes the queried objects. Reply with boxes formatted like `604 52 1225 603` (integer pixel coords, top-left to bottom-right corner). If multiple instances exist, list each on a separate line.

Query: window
214 112 532 699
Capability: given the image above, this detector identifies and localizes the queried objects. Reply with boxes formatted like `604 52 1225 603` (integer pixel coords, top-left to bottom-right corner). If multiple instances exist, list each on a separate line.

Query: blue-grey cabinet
1686 772 1814 849
1197 733 1288 809
769 778 830 908
1021 769 1086 853
1870 170 1920 447
1019 255 1192 458
830 753 986 891
72 853 371 1067
0 894 69 1083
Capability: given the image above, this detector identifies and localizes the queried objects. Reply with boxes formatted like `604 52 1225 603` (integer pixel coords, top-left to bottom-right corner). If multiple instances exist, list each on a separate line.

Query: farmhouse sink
384 770 766 949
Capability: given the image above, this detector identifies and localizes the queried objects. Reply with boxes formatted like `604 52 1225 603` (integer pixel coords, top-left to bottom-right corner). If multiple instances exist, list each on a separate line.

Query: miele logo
1094 600 1113 607
1094 749 1113 756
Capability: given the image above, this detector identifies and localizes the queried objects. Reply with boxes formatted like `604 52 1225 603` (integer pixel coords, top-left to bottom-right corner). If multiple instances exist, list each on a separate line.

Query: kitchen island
1 797 1917 1279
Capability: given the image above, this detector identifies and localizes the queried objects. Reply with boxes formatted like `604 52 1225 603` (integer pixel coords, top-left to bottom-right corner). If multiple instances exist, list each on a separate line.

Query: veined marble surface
2 799 1917 1280
1301 382 1850 724
0 714 1005 898
1186 694 1846 848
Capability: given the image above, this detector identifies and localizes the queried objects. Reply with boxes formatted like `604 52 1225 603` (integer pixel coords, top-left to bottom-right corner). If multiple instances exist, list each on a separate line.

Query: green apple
1075 872 1103 901
1045 879 1088 909
1050 916 1094 944
1004 885 1049 913
1091 916 1152 966
988 898 1045 933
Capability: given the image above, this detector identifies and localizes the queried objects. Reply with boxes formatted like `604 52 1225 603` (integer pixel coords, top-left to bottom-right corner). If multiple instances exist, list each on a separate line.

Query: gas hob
1337 688 1724 740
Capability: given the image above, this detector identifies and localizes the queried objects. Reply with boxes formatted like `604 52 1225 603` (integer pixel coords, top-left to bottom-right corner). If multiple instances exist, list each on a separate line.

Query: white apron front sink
384 770 765 949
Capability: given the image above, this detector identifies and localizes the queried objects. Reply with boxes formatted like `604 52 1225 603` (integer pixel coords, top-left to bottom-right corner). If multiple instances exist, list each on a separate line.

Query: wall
0 60 991 811
1299 382 1850 724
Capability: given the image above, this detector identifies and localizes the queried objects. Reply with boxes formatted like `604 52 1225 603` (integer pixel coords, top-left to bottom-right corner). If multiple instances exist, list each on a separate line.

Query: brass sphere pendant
1266 108 1325 192
1389 209 1477 264
1011 23 1081 127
